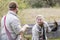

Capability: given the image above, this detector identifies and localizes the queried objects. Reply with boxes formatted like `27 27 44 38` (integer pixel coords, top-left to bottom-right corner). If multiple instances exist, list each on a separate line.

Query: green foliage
0 0 60 24
0 0 8 19
26 0 60 8
27 0 49 8
16 0 30 9
0 0 29 20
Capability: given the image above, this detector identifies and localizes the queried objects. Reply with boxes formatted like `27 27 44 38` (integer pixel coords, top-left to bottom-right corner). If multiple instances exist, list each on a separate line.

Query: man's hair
36 15 44 20
9 1 18 10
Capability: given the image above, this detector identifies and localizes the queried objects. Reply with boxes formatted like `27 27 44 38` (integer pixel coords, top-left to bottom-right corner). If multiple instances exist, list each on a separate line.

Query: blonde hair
36 15 44 20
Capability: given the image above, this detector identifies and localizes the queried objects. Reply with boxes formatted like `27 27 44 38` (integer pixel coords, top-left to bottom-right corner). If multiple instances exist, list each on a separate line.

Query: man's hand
23 24 29 28
22 24 29 32
19 24 29 40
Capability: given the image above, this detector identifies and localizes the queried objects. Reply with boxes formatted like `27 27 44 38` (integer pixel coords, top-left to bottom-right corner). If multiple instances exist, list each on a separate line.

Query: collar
36 23 45 28
36 23 41 28
8 10 17 16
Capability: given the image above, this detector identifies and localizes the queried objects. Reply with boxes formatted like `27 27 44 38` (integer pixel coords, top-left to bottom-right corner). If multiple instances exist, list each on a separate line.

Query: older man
1 1 29 40
32 15 58 40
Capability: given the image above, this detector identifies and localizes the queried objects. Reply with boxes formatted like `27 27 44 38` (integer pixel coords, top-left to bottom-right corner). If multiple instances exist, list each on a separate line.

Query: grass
24 35 60 40
49 38 60 40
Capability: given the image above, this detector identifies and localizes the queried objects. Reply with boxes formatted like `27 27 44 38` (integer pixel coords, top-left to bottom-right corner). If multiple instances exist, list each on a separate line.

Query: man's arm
46 21 58 33
11 18 29 39
51 21 58 31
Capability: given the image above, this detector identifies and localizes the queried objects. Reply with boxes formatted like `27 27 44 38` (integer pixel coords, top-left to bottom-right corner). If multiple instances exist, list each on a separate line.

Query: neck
10 10 16 14
39 24 44 28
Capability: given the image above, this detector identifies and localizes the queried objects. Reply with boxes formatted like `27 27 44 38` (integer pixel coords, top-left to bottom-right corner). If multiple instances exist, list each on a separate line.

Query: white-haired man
32 15 58 40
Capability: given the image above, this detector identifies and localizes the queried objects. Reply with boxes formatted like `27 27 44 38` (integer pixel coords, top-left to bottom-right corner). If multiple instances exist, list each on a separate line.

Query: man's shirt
1 11 21 40
32 21 51 40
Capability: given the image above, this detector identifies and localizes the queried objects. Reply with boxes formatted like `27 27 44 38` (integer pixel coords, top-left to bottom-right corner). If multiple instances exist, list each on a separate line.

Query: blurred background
0 0 60 40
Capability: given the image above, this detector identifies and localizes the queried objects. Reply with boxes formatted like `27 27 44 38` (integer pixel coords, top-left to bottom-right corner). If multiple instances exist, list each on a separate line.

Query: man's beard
39 23 44 27
16 11 18 14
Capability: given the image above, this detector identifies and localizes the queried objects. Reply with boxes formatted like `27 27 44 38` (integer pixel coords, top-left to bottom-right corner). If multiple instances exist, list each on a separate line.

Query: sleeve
51 27 58 31
11 18 21 35
47 25 51 32
51 21 58 31
45 22 51 33
45 21 58 32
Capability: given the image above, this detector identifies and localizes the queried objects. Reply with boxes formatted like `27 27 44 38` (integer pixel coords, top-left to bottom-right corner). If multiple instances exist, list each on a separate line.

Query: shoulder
44 21 48 25
44 21 48 24
7 13 19 22
32 24 36 28
44 21 49 27
32 24 37 31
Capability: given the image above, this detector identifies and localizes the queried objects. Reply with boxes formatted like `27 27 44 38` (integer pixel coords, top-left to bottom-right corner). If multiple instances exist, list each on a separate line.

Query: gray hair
36 15 44 20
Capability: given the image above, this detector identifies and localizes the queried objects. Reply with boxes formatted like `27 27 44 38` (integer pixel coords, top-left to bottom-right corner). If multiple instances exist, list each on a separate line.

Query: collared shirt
1 11 21 40
32 21 51 40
